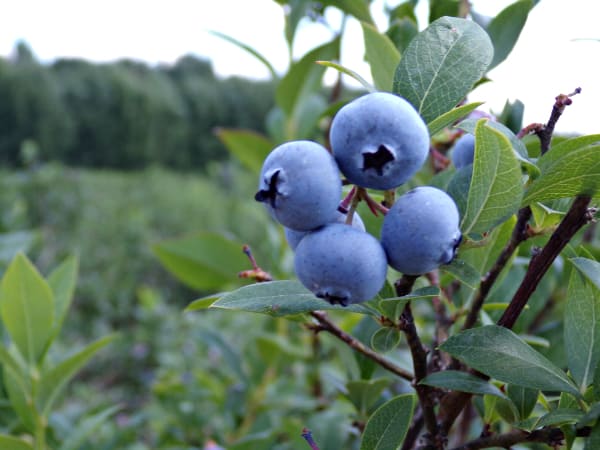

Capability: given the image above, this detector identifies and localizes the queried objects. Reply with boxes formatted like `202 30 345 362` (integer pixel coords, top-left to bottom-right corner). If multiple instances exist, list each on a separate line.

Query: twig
238 245 273 282
461 207 532 330
497 195 594 328
309 311 413 381
301 428 321 450
450 426 564 450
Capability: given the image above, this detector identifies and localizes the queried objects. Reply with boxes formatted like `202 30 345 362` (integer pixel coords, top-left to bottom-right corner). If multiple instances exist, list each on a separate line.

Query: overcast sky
1 0 598 135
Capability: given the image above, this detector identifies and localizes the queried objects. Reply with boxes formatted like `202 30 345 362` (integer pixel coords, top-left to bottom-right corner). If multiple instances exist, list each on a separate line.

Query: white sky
0 0 598 135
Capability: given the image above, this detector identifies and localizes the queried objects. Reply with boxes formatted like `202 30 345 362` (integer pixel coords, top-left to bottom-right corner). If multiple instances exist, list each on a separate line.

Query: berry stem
357 187 389 216
238 245 273 282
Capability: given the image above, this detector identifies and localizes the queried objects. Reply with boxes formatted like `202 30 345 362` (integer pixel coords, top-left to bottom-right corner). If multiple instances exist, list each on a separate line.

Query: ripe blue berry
450 133 475 169
330 92 429 190
381 186 462 275
294 223 388 306
284 210 365 251
255 140 342 231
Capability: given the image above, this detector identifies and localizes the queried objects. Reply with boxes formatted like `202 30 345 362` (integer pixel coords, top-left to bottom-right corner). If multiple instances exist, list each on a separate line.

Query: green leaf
0 435 34 450
215 128 273 174
0 253 54 364
322 0 374 24
420 370 506 398
37 334 117 415
393 16 493 123
60 405 122 450
535 408 584 428
427 102 484 137
586 421 600 450
361 22 401 92
386 17 419 55
565 265 600 391
345 378 389 415
522 135 600 205
316 61 375 92
440 325 581 397
371 327 402 353
4 364 35 431
153 232 250 291
486 0 534 70
360 394 416 450
48 255 79 341
571 257 600 291
507 385 538 420
185 293 222 312
378 286 440 320
461 120 523 235
440 258 481 289
209 30 277 79
211 280 376 317
276 38 340 117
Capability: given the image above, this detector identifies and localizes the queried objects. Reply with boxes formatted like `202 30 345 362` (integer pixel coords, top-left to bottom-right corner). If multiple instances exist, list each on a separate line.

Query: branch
309 311 413 381
497 195 594 328
450 426 565 450
461 207 532 330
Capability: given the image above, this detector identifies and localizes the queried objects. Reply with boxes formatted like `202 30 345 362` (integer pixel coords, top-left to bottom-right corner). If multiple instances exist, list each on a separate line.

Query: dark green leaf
360 394 416 450
361 22 401 92
507 384 538 420
486 0 534 70
427 102 483 137
386 18 418 55
215 128 273 174
579 402 600 427
276 38 339 117
429 0 460 22
565 265 600 391
345 378 389 415
0 253 54 364
535 408 584 428
371 328 402 353
378 286 440 320
440 325 580 397
499 98 525 134
522 135 600 205
211 281 376 317
440 258 481 289
586 421 600 450
394 17 493 123
153 232 250 291
420 370 506 398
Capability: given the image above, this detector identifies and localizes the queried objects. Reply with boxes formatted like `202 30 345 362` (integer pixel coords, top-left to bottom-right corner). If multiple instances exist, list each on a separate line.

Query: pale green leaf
153 232 250 291
37 334 117 415
393 16 493 123
572 257 600 291
316 61 375 92
48 255 79 340
215 128 273 174
60 405 122 450
371 328 401 353
0 253 54 364
0 435 34 450
361 22 401 92
427 102 483 136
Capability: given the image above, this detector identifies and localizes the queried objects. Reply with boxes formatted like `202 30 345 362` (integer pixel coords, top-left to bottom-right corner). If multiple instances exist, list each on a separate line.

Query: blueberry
255 140 342 231
284 210 365 250
329 92 430 190
381 186 462 275
294 223 388 306
450 133 475 169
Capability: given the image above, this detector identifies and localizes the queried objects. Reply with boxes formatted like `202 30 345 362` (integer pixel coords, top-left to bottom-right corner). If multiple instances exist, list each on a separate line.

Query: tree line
0 42 276 169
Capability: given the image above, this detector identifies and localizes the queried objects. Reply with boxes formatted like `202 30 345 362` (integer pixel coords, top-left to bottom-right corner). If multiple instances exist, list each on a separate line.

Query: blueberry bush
156 1 600 449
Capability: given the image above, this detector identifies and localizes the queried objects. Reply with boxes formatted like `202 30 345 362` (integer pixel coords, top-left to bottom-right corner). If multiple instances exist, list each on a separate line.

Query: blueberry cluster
255 92 462 306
